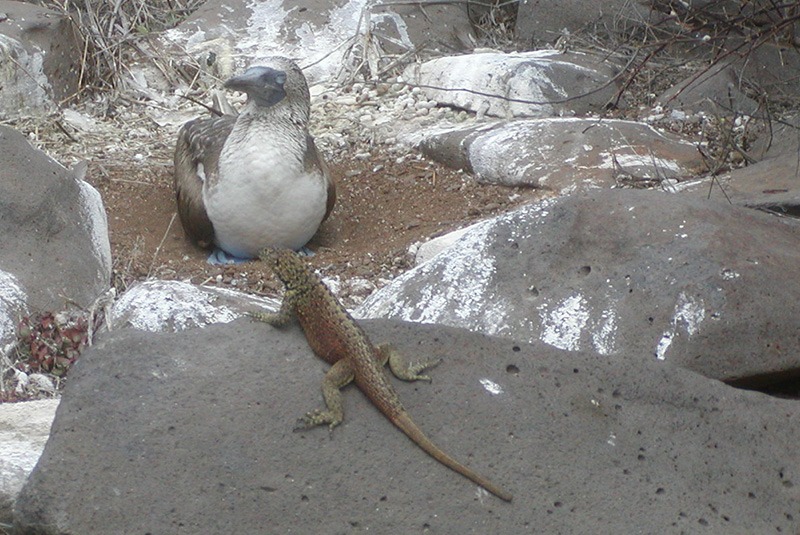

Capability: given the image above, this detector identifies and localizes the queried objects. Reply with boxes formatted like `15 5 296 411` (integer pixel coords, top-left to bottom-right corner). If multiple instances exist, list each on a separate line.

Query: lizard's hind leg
376 343 442 382
295 359 355 431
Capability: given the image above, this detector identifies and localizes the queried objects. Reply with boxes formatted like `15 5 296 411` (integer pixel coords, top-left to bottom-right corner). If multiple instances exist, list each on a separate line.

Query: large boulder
357 189 800 386
13 319 800 533
0 126 111 315
403 50 622 119
410 118 705 191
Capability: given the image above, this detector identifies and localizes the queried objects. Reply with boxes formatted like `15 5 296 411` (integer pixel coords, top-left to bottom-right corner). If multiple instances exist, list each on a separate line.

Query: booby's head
224 66 287 107
223 58 310 110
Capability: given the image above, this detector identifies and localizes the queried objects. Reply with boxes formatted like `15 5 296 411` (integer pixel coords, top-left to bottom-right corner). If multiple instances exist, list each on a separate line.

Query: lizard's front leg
249 289 298 326
375 343 442 382
296 359 355 431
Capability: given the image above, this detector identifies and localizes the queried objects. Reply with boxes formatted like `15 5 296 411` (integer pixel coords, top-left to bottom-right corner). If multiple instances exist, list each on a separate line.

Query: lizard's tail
393 411 513 502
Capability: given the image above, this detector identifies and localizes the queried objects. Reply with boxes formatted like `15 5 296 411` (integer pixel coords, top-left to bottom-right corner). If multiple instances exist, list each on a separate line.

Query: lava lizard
251 247 513 502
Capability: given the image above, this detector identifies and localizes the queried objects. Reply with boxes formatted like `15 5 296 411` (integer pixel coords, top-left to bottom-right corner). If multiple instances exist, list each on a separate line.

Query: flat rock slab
0 399 59 524
109 280 279 332
357 190 800 385
14 320 800 533
404 50 621 119
410 118 705 191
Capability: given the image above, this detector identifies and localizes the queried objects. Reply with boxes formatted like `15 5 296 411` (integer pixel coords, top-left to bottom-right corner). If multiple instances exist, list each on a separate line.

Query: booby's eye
274 72 286 87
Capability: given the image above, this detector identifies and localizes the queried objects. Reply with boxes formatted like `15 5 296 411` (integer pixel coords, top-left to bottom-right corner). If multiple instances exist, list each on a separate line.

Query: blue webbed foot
207 248 252 265
296 246 315 257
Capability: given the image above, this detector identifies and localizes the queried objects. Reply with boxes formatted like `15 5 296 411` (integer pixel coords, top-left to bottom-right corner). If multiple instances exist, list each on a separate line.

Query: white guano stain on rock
465 117 698 187
166 0 367 82
0 36 54 115
356 200 559 336
0 399 60 497
406 220 512 334
354 218 508 332
0 270 27 344
244 0 287 43
537 294 590 351
592 304 618 355
412 50 611 119
110 280 277 332
655 292 706 360
111 281 237 331
720 268 740 281
479 378 503 395
603 151 684 175
77 179 112 281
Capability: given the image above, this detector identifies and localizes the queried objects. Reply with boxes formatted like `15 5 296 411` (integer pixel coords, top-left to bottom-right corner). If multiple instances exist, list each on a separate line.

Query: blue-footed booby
173 57 335 263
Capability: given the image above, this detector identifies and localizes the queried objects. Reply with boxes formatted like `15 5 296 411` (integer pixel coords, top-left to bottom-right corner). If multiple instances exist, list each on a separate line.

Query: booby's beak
224 66 287 107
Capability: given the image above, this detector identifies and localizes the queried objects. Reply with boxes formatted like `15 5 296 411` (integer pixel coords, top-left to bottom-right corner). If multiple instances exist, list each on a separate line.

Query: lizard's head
259 247 312 289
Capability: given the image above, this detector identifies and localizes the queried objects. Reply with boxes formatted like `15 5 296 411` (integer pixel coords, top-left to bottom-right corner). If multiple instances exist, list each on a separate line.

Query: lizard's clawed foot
293 409 341 433
405 358 443 382
248 309 295 327
248 310 277 323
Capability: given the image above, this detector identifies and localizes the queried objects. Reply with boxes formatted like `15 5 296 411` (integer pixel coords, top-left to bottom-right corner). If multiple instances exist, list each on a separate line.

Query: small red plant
17 312 89 377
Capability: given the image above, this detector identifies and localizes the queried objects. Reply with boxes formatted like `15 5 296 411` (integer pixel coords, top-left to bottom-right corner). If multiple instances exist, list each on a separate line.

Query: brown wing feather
304 134 336 222
173 115 236 248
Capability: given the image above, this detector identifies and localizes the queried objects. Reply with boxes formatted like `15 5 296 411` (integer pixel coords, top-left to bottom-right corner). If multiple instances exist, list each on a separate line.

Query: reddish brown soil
92 145 544 305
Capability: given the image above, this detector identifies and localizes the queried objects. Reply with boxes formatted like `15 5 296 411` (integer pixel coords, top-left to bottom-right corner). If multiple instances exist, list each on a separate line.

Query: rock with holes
403 50 622 119
356 189 800 386
0 126 110 329
12 319 800 533
109 279 279 333
0 1 84 119
407 118 705 192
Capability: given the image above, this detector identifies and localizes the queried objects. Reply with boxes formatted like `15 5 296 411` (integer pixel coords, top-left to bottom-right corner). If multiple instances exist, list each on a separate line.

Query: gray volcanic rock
410 118 705 191
13 319 800 533
108 279 279 333
657 62 763 118
403 50 622 119
0 126 111 315
0 399 59 525
515 0 652 44
357 189 800 385
0 1 83 118
680 152 800 217
0 269 27 346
